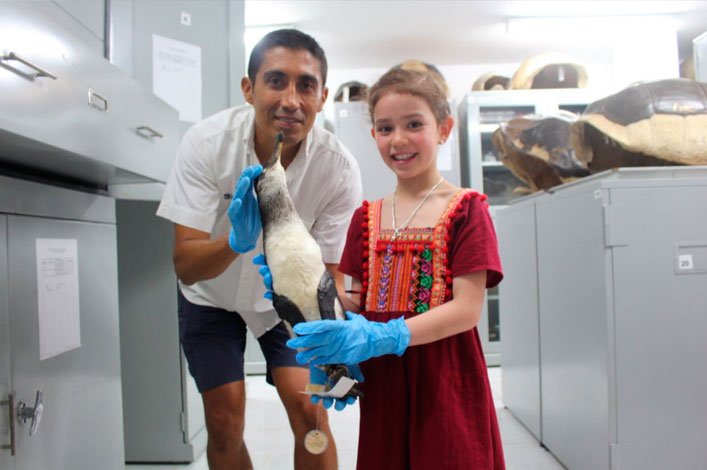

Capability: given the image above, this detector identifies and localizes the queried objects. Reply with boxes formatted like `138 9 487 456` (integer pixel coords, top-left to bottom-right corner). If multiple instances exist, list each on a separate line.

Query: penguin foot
324 364 364 400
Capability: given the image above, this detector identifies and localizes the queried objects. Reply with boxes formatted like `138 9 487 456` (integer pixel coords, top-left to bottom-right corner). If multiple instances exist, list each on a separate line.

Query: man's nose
281 83 299 109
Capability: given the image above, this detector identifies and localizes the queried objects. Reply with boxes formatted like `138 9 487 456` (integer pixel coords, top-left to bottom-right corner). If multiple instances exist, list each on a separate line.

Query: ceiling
244 0 707 70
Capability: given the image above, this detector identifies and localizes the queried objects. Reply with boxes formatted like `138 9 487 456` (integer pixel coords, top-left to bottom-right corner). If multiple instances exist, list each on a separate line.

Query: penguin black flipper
317 270 342 320
272 292 307 328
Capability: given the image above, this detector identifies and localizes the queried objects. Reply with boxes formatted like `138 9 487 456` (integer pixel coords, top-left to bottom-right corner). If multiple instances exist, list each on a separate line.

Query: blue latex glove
227 165 263 254
287 312 411 366
252 253 273 300
309 364 364 411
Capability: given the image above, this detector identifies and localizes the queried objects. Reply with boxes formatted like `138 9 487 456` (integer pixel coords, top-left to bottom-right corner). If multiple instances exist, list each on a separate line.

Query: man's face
242 46 328 154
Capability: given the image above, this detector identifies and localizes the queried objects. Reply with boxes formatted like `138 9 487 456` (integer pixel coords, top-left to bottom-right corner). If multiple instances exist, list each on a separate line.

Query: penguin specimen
255 132 362 400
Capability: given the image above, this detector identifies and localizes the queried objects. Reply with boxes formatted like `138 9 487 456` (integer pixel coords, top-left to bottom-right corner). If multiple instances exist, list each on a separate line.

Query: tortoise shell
472 72 511 91
492 113 588 192
571 78 707 173
511 52 588 90
394 59 451 99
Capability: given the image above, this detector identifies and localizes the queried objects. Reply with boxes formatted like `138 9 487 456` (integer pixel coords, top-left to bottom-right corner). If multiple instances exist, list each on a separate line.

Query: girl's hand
287 312 410 365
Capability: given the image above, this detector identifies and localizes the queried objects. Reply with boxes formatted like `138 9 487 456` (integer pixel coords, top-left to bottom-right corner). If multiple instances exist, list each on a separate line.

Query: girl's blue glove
309 364 364 411
287 312 411 366
252 253 273 300
227 165 263 254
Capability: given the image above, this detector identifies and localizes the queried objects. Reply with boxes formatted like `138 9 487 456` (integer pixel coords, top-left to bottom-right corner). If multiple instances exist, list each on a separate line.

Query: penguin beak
263 132 283 170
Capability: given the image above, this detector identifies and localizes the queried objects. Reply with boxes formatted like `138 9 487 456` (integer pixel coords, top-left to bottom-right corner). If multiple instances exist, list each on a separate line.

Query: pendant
304 429 329 455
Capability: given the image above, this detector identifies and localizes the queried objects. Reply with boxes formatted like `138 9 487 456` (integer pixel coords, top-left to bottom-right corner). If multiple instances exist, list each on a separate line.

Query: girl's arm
341 278 363 313
337 272 486 343
288 271 489 366
405 271 487 346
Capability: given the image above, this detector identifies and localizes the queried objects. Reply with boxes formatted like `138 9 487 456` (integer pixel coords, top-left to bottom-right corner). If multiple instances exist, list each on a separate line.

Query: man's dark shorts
178 289 303 392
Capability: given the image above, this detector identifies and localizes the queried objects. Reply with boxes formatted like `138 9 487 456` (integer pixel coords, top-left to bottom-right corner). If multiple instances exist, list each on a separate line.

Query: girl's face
371 92 452 182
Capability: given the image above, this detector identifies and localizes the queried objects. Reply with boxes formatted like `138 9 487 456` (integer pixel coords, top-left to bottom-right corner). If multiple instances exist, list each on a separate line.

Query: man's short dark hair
247 28 328 85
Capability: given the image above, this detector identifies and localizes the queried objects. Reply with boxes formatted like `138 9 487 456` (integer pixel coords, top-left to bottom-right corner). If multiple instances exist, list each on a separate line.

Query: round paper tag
304 429 329 455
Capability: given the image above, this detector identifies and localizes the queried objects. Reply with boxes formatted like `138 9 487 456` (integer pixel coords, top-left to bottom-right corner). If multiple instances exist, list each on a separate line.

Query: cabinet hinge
180 411 187 433
603 204 629 248
610 443 619 470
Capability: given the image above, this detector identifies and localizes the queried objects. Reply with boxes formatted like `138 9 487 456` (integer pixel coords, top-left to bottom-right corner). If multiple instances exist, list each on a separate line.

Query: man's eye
267 77 283 87
299 81 315 92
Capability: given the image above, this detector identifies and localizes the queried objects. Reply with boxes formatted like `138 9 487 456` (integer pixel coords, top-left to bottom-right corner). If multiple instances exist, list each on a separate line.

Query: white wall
323 16 680 125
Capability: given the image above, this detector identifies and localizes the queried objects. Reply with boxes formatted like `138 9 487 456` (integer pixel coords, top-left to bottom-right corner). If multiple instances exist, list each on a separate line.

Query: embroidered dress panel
365 189 471 313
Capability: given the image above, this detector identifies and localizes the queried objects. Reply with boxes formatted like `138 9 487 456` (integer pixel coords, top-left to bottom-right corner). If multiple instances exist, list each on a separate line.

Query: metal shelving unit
458 88 599 366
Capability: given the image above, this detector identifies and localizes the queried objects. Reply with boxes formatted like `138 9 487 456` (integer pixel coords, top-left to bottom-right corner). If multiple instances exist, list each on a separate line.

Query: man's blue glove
287 312 411 366
309 363 364 411
227 165 263 254
252 253 273 300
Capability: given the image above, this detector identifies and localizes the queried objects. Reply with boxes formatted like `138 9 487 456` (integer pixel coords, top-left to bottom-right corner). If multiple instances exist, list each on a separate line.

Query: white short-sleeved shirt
157 105 362 337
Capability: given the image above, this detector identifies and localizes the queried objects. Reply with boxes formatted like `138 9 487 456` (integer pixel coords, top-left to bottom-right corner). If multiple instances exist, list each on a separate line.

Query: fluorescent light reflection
506 15 679 46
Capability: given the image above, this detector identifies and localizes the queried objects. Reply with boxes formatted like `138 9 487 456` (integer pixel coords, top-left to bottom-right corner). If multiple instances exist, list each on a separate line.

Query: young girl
287 68 505 469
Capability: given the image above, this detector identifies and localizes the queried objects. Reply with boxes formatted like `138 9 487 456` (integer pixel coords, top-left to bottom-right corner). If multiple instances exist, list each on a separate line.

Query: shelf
479 124 501 133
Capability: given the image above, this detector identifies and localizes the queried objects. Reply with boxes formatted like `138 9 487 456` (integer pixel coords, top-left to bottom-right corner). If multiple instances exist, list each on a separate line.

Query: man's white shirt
157 105 362 337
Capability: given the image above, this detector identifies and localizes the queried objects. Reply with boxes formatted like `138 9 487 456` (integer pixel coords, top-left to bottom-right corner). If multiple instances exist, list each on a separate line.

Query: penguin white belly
265 218 325 322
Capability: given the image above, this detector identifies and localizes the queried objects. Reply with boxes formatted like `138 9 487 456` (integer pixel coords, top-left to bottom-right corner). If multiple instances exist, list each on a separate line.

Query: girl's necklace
391 177 445 240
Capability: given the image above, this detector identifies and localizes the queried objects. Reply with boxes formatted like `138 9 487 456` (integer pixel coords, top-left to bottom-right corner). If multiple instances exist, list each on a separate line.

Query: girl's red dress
339 189 505 470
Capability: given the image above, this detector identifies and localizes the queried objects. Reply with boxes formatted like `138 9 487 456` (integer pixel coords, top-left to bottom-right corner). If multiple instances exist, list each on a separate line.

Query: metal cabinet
497 167 707 470
458 88 598 365
695 31 707 81
116 200 206 463
0 2 179 187
495 192 545 440
0 176 124 470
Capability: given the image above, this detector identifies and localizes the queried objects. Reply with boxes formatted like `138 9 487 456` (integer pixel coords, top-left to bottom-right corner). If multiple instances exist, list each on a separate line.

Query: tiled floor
128 367 565 469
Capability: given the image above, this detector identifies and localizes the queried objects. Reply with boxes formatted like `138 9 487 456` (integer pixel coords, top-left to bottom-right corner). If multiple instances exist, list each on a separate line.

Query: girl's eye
408 120 424 129
376 125 392 134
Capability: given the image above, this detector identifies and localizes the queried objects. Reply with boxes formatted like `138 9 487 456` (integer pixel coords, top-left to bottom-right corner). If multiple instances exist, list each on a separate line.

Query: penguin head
263 132 284 171
256 132 288 204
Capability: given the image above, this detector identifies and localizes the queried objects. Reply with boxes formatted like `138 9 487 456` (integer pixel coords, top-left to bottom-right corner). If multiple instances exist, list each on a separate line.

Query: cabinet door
7 214 124 470
0 215 12 470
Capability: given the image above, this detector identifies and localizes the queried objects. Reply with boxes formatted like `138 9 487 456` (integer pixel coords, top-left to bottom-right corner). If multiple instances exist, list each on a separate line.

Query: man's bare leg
201 381 253 470
271 367 338 469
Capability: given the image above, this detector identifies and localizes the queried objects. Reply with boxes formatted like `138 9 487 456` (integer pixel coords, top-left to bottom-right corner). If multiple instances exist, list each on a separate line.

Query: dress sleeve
338 205 366 281
448 195 503 288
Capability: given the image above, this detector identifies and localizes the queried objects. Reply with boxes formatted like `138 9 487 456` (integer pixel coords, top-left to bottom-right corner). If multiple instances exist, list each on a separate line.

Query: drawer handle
88 88 108 112
16 390 43 437
0 52 57 80
136 125 164 139
1 393 16 455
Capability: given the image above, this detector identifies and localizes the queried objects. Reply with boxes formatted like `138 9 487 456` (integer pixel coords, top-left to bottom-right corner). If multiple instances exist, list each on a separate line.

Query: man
157 29 362 469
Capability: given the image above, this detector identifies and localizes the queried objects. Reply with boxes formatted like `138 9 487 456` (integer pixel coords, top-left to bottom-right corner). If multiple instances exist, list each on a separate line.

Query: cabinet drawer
0 3 178 186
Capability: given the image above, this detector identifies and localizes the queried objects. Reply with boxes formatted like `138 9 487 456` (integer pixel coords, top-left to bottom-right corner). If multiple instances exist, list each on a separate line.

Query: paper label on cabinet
35 238 81 360
152 34 202 122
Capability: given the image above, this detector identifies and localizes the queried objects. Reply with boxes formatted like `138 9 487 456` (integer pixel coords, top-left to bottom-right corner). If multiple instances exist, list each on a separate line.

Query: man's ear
241 76 254 104
317 86 329 112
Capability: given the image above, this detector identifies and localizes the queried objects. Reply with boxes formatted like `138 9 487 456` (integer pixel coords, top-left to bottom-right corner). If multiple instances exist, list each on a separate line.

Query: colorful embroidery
362 189 482 314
